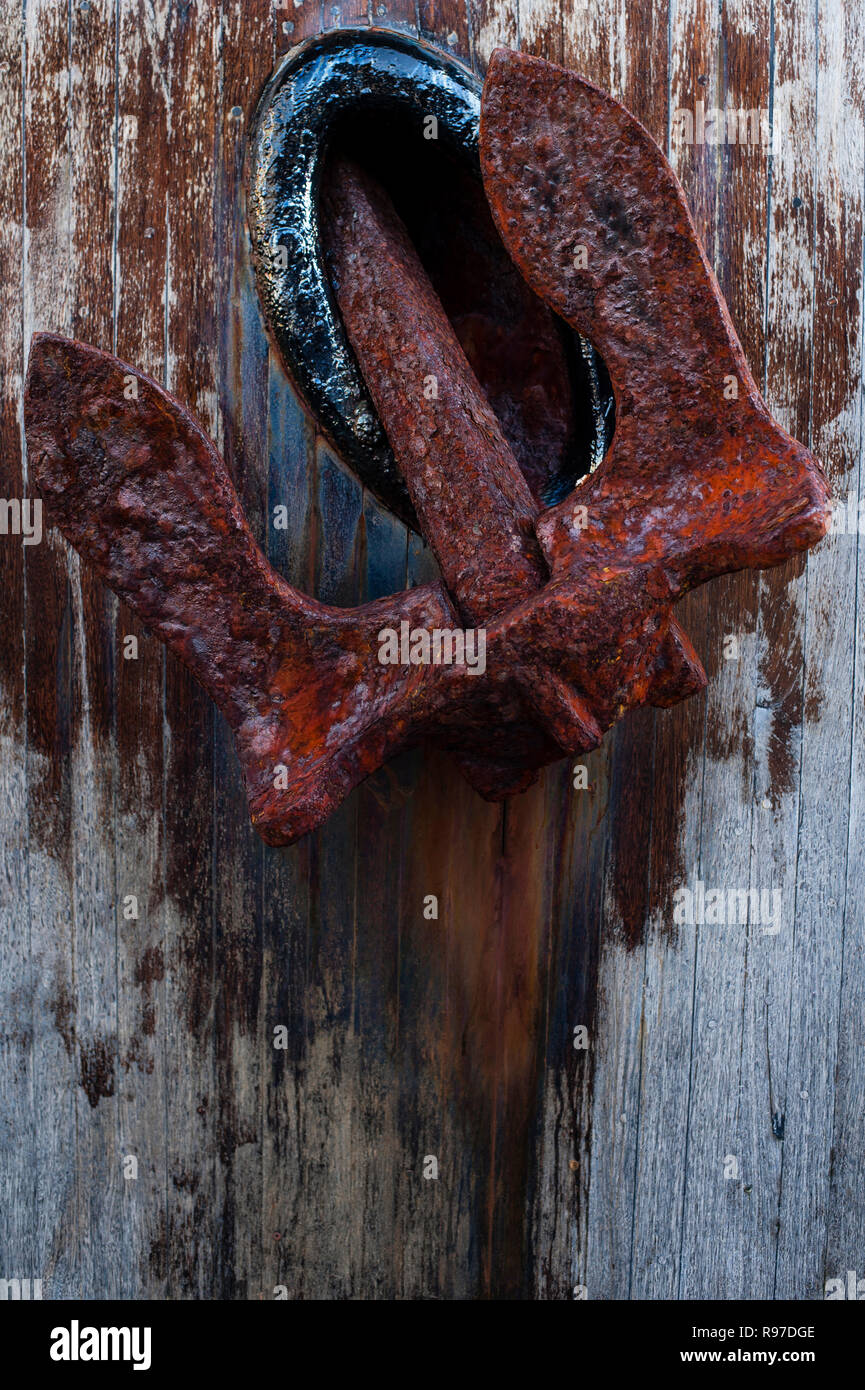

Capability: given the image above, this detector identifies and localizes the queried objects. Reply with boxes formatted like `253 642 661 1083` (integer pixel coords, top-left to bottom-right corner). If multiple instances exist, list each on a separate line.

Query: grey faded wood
743 0 817 1301
0 0 863 1301
113 0 169 1301
0 1 28 1295
22 0 93 1301
775 0 864 1298
678 0 768 1301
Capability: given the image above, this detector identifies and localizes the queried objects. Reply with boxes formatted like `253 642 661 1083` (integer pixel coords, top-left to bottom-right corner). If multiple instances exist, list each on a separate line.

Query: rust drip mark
135 944 165 986
645 667 706 940
171 1167 200 1193
607 707 657 951
135 944 165 1037
216 924 262 1041
53 973 158 1090
484 792 557 1297
707 699 755 802
23 47 830 847
400 761 601 1298
534 765 607 1299
148 1214 168 1281
51 980 126 1100
804 677 825 726
760 705 799 804
50 978 76 1060
756 564 807 799
79 1036 116 1109
397 763 536 1297
26 591 74 859
121 1037 156 1076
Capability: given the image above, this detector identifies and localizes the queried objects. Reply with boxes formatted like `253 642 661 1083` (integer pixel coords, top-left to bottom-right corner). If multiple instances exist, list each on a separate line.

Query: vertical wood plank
627 0 719 1301
423 0 555 1300
260 361 314 1301
775 0 863 1299
531 0 623 1305
826 0 865 1271
260 0 361 1302
529 752 610 1300
470 0 517 70
65 0 122 1297
423 0 471 58
113 0 172 1300
293 438 363 1297
520 0 562 62
677 0 770 1300
260 0 313 1305
161 0 221 1299
740 0 816 1300
209 0 275 1300
828 281 865 1286
0 0 30 1288
348 485 415 1295
22 0 85 1298
398 539 490 1299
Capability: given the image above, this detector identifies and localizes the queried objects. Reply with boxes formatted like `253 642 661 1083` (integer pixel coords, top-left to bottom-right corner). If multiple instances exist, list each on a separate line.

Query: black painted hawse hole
248 27 614 528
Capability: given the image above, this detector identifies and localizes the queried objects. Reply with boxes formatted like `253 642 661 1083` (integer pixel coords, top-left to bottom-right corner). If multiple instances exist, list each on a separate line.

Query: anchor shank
321 156 549 627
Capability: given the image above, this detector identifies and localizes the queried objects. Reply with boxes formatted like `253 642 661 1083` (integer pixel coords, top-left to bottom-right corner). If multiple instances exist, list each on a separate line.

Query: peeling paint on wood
1 0 863 1301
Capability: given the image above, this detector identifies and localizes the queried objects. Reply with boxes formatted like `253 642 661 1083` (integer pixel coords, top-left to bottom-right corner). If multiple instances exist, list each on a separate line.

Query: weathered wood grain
676 0 768 1301
742 0 816 1300
624 0 722 1302
65 0 123 1300
775 0 863 1300
113 0 171 1301
21 0 91 1299
260 364 312 1301
0 0 30 1293
0 0 862 1302
159 1 224 1301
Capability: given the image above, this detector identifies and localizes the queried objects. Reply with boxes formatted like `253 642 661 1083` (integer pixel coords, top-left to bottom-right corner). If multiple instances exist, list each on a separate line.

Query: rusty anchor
244 28 614 521
23 40 830 847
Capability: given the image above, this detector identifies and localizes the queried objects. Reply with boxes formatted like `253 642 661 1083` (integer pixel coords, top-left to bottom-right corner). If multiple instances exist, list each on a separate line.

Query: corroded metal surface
246 27 611 523
320 156 618 787
22 337 584 838
24 47 831 846
321 157 548 625
23 336 457 844
477 49 830 730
